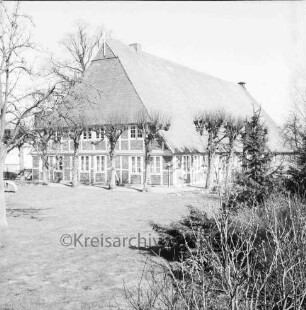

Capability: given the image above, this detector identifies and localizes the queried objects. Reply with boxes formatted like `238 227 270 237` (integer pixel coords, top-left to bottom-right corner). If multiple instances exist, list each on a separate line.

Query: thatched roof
72 39 285 153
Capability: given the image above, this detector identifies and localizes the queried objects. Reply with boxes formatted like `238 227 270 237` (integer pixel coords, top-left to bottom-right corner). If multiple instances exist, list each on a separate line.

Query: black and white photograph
0 0 306 309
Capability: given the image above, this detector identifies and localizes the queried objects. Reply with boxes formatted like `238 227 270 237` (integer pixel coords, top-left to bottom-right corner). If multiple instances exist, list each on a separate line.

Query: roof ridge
107 38 244 90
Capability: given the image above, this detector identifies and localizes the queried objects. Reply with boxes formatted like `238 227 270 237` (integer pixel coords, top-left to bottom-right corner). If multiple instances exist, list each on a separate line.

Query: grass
0 184 217 310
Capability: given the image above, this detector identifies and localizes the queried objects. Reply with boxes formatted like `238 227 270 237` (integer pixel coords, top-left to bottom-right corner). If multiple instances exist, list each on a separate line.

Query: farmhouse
32 39 284 187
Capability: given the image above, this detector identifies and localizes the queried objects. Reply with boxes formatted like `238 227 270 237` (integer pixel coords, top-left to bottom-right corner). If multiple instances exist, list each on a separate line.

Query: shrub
229 109 276 208
126 195 306 310
3 171 18 180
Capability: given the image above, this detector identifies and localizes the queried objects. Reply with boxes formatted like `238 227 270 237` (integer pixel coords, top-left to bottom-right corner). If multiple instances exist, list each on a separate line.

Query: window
81 155 90 171
54 131 61 142
96 128 104 140
182 155 190 172
96 155 106 172
55 156 63 170
130 125 142 139
82 129 92 140
150 156 161 173
194 155 202 171
131 126 136 138
137 127 143 138
49 156 54 169
131 156 142 173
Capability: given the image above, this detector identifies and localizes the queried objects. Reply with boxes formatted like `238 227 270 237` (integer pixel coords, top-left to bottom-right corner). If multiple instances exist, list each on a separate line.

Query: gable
80 56 146 125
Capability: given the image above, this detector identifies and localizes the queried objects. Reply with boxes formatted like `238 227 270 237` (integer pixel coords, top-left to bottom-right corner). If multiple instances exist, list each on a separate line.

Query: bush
125 195 306 310
3 171 18 180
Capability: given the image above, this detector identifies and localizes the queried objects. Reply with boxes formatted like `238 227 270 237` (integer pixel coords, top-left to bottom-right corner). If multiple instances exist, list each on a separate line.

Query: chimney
129 43 142 53
238 81 246 88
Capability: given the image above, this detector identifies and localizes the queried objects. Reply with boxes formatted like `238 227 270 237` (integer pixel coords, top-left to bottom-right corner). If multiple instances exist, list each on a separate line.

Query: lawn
0 184 217 310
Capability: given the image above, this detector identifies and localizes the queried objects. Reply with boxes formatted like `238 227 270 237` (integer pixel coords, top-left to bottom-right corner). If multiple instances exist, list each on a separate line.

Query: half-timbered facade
32 39 285 187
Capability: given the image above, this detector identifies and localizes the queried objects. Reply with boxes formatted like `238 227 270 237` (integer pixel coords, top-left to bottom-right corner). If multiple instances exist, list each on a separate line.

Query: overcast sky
21 1 306 125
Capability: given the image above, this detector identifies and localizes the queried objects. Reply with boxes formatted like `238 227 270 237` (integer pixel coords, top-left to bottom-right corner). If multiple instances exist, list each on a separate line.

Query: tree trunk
19 145 25 185
41 154 49 185
206 150 215 191
71 143 79 187
224 146 234 190
109 147 116 190
205 153 212 190
0 143 8 229
205 135 214 191
143 140 151 192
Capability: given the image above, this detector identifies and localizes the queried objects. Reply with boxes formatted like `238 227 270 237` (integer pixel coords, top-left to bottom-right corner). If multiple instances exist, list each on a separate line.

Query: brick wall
81 141 94 151
63 156 71 168
163 171 173 186
121 130 128 139
131 175 141 184
150 174 161 185
32 169 39 181
121 140 129 150
62 141 69 151
80 172 90 184
130 140 143 150
33 156 39 168
69 141 74 151
95 173 106 183
95 140 107 151
121 155 129 184
64 170 71 181
122 170 129 183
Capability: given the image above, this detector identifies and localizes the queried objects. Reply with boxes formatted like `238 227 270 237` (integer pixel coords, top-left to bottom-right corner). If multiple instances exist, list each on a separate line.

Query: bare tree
0 2 56 228
136 109 171 192
51 21 105 188
52 21 104 88
194 110 226 191
28 108 62 185
222 115 244 189
283 112 306 152
102 114 127 190
283 74 306 152
56 99 89 187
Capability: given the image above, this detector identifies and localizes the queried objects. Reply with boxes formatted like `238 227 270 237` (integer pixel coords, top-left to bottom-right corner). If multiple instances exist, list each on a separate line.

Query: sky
20 1 306 126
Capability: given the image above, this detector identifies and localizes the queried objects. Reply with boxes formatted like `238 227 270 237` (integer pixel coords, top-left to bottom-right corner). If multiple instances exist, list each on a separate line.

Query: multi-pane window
182 155 190 172
131 156 142 173
130 126 136 138
130 125 142 139
137 127 142 138
55 156 63 170
83 130 87 140
194 155 202 171
96 128 105 139
82 129 92 140
96 155 106 172
81 155 90 171
150 156 161 173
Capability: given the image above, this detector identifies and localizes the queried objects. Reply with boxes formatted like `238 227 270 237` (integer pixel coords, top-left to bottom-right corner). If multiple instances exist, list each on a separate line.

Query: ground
0 184 217 310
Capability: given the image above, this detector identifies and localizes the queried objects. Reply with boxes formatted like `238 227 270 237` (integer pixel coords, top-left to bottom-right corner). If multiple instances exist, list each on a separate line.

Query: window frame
131 156 142 174
95 155 106 172
82 129 92 140
96 128 105 140
182 155 190 172
80 155 90 172
55 156 63 171
130 125 142 139
150 156 162 174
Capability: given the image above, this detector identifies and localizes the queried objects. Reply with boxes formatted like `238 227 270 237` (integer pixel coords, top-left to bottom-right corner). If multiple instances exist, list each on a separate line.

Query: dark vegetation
124 109 306 310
